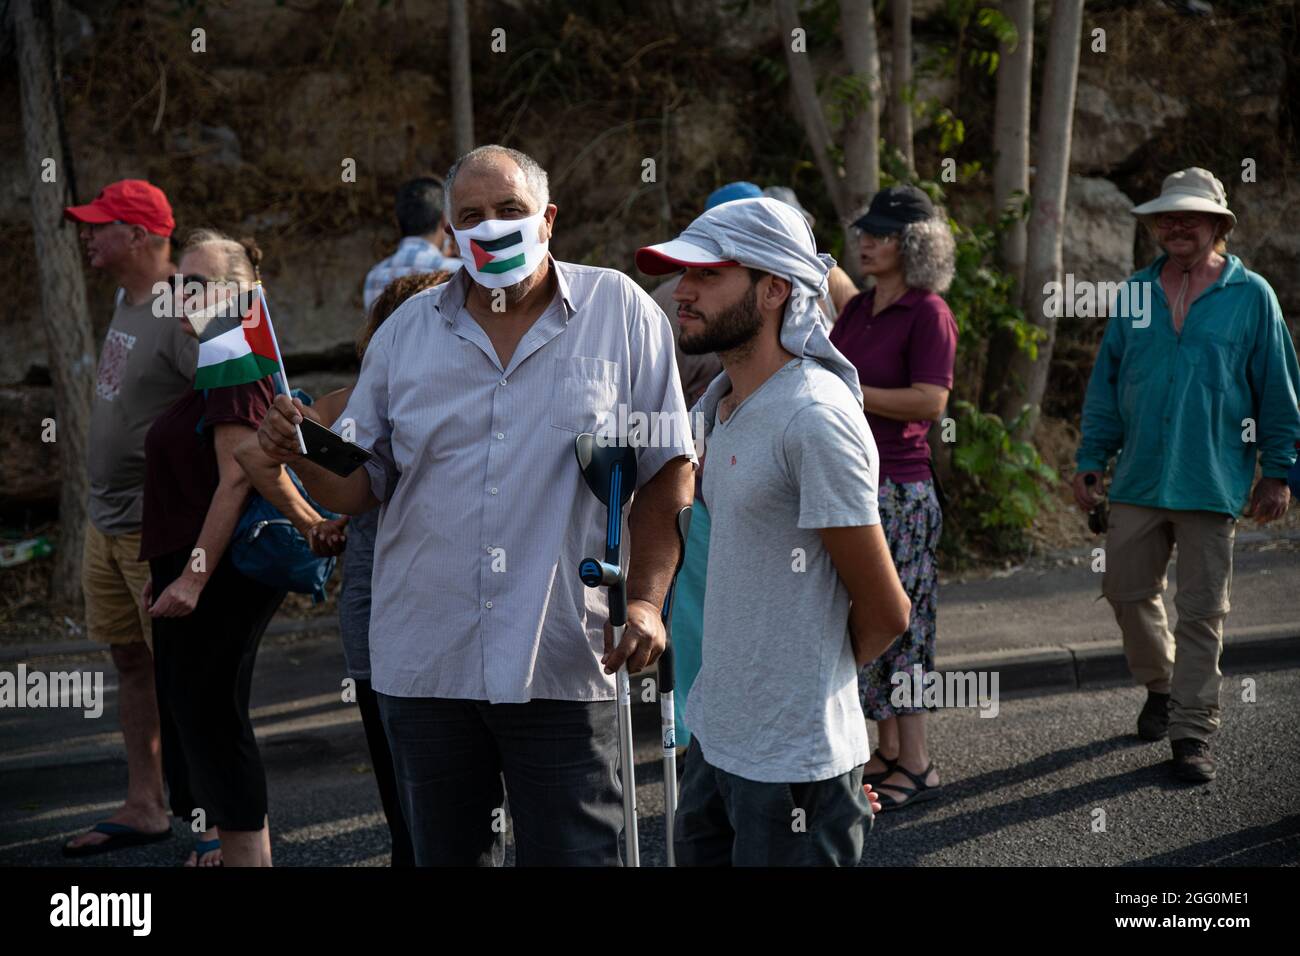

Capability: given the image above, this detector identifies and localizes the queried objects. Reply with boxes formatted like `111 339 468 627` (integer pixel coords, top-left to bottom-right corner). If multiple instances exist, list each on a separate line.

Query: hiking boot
1171 738 1217 783
1137 690 1171 741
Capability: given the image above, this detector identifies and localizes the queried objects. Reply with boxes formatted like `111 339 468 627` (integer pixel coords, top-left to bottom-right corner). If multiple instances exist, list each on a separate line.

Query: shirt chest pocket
1190 333 1246 394
550 356 621 433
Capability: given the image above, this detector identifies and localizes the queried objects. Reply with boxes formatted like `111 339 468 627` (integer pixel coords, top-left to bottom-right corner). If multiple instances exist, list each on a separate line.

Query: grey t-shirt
686 358 880 783
87 291 199 535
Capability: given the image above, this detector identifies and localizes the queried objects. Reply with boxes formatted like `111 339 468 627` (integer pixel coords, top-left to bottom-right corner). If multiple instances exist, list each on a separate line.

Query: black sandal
874 761 941 812
862 748 898 786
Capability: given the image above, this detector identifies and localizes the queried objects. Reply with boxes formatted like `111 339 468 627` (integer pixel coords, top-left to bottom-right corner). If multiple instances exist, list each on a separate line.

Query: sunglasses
1152 213 1212 229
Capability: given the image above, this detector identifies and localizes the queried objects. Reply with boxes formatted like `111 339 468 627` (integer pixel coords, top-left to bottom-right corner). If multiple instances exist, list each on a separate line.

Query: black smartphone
298 418 375 477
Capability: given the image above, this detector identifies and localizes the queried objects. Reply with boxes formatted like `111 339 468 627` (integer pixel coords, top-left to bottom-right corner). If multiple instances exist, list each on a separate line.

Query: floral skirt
858 478 942 720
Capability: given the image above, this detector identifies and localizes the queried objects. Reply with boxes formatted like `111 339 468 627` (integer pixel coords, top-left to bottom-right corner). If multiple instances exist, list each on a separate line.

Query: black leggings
355 678 414 867
151 549 285 831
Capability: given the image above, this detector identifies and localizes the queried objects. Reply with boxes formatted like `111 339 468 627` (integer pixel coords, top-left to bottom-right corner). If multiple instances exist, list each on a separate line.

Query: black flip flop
874 762 941 812
62 821 173 858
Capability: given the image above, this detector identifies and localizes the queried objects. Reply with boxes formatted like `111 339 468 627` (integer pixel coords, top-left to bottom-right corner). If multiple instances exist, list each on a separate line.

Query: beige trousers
1102 503 1236 742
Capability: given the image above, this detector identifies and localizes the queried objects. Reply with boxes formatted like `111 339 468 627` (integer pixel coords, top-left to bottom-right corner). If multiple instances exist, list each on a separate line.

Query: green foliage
932 107 966 153
826 73 877 128
975 7 1019 51
969 49 999 76
751 52 789 88
947 400 1058 552
944 209 1044 364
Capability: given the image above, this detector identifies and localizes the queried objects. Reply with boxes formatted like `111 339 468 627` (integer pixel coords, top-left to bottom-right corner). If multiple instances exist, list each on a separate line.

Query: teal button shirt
1077 254 1300 516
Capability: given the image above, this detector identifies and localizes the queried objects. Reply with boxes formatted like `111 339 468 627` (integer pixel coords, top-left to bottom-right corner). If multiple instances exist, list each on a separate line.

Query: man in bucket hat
1075 167 1300 783
637 198 909 864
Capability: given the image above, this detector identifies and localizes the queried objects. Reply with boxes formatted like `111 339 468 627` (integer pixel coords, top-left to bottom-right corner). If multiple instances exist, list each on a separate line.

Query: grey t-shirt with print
685 358 880 784
87 291 199 535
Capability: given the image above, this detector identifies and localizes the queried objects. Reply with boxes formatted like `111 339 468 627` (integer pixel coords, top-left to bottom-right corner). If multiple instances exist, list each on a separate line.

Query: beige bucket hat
1132 167 1236 228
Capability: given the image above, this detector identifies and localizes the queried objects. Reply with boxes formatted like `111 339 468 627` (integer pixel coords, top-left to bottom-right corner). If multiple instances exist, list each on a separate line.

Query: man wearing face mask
257 144 695 865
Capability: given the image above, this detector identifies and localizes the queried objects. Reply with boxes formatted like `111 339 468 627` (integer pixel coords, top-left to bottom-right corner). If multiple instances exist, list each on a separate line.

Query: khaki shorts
82 523 152 649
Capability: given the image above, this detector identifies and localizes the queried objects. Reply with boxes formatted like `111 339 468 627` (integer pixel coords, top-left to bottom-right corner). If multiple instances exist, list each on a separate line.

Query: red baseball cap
64 179 175 237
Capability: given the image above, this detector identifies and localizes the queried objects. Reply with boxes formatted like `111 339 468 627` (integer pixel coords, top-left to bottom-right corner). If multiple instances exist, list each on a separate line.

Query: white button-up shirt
337 257 696 703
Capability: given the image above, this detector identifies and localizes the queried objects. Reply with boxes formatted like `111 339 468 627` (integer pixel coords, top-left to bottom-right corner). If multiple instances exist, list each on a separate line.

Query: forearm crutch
657 504 692 867
575 433 641 867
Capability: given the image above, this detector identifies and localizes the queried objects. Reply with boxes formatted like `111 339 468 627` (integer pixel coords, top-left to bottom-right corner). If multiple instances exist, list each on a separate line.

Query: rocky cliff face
1 0 1295 509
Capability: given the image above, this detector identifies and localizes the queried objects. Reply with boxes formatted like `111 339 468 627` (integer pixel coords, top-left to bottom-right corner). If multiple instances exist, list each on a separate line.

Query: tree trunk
449 0 475 156
993 0 1033 285
996 0 1083 435
10 0 96 609
890 0 915 175
980 0 1034 412
775 0 848 220
840 0 882 283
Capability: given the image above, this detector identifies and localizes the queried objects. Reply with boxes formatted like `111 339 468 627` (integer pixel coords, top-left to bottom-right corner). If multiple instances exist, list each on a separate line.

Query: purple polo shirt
829 288 958 483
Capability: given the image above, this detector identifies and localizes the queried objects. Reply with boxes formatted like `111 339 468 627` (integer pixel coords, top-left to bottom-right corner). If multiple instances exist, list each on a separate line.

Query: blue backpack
201 388 340 602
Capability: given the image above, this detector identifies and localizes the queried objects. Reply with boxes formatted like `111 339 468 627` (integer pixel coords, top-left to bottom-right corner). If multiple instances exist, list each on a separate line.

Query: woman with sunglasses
141 228 320 866
828 185 958 812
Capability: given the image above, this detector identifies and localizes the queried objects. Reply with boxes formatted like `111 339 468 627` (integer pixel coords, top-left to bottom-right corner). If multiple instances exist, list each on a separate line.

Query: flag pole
255 281 308 454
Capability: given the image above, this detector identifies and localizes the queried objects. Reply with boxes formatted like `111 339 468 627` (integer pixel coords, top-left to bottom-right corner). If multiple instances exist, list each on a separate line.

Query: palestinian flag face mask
452 209 549 289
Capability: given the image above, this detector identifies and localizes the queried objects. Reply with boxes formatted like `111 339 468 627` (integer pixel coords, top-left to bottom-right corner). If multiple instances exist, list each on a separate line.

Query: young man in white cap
637 197 910 865
1075 167 1300 783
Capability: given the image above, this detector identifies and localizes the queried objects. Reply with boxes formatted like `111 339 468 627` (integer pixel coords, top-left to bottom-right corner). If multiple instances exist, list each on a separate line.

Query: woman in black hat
829 185 958 811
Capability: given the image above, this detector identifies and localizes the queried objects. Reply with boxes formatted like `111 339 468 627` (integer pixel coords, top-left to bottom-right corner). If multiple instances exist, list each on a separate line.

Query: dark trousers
355 678 414 867
150 550 284 831
674 737 873 866
375 694 624 866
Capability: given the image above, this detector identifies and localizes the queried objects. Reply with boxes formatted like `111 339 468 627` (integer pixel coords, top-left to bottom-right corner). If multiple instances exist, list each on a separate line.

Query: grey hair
179 228 262 318
443 145 550 216
180 228 259 287
898 215 956 294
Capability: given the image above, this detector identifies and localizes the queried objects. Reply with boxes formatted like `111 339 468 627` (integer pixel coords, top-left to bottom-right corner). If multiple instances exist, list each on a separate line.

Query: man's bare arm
598 455 694 675
819 524 911 666
257 393 379 515
625 455 695 613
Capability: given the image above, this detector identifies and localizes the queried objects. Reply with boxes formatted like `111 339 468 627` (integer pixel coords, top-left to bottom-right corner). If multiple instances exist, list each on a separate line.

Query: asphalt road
2 634 1296 866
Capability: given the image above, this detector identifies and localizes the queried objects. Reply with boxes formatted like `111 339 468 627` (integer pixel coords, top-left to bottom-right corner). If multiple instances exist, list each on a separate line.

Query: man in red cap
61 180 201 860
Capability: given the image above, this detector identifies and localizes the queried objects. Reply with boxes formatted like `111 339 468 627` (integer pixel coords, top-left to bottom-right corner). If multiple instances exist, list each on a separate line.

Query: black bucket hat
852 185 935 235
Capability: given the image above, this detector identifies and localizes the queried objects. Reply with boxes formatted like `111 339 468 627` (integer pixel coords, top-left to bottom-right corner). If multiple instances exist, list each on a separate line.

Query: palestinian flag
193 286 282 390
468 230 527 275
